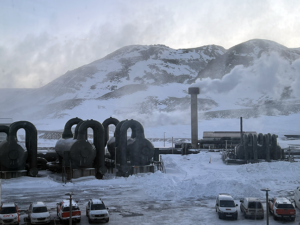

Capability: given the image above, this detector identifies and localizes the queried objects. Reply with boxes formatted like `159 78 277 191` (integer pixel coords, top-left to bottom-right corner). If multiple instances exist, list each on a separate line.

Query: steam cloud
193 53 300 106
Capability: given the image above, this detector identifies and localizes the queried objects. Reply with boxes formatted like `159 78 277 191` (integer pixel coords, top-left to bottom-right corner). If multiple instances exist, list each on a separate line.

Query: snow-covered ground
1 147 300 224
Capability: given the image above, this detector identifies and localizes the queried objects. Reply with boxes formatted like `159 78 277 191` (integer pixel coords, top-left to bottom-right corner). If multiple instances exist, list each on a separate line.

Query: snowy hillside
0 39 299 136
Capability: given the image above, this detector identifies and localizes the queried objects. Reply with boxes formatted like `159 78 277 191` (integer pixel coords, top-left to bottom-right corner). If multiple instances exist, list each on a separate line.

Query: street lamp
261 188 270 225
65 192 74 225
164 132 166 147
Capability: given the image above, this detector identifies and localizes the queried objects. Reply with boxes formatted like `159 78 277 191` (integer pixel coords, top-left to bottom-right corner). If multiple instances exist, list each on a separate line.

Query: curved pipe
253 134 258 160
8 121 38 177
257 133 264 146
102 117 119 145
248 133 253 159
264 134 270 161
77 120 105 179
0 125 9 141
74 120 87 139
114 120 128 148
62 117 83 138
243 134 248 160
119 119 145 168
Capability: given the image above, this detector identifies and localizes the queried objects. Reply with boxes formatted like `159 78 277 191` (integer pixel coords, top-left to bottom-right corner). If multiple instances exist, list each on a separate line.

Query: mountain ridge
0 39 299 126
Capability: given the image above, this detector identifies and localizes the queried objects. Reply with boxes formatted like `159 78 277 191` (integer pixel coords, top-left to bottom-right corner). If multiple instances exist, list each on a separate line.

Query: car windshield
0 207 17 214
248 202 262 208
220 200 235 207
278 204 294 209
63 206 79 212
91 204 106 210
33 207 47 213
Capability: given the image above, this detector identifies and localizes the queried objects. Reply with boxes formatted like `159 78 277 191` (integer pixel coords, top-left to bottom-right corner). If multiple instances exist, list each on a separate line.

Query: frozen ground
1 149 300 225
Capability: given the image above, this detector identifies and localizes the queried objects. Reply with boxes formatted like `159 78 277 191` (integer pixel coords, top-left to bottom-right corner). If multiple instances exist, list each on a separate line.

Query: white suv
0 203 19 225
28 202 51 225
86 199 109 223
215 193 238 220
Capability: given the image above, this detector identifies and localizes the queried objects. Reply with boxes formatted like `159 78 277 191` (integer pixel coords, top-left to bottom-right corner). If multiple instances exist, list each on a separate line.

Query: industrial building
199 131 257 149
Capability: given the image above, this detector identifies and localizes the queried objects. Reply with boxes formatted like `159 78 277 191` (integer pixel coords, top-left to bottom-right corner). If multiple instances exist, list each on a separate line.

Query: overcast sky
1 0 300 88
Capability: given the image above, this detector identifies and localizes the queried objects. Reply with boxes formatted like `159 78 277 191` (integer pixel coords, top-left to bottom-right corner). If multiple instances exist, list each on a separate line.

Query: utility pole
65 192 74 225
261 188 270 225
164 132 166 147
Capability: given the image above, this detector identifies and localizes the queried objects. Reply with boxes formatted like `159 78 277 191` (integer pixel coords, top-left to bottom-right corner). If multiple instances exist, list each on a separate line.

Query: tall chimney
188 87 200 149
240 117 243 144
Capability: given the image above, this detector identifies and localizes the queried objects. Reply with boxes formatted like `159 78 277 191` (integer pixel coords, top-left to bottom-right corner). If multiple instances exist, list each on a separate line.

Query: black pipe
102 117 119 145
114 120 128 148
265 134 270 162
243 134 248 161
253 134 258 161
62 117 83 138
77 120 105 179
240 117 243 145
74 120 88 140
248 133 253 159
118 119 145 176
8 121 38 177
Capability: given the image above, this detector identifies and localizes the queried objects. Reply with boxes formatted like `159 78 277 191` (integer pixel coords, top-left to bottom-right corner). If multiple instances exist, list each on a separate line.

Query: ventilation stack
188 87 200 149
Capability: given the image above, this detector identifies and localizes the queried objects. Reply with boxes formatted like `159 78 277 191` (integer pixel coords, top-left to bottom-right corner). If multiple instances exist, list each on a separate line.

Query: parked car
215 193 238 220
57 200 81 223
294 186 300 208
86 199 109 223
269 197 296 221
28 202 51 225
0 203 19 225
240 197 264 219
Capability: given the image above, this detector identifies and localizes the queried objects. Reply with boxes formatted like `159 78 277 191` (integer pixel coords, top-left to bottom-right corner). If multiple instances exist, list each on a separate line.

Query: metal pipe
62 117 83 139
102 117 119 145
8 121 38 177
77 120 105 179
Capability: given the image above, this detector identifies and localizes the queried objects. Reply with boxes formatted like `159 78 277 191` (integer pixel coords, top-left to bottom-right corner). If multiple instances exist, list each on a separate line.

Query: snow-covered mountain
0 39 299 133
197 39 300 79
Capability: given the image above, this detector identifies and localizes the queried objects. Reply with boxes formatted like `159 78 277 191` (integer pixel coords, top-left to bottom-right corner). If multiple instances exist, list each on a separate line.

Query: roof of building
203 131 257 138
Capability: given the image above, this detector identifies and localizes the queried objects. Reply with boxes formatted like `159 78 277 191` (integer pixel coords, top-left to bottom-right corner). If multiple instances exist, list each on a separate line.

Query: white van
215 193 238 220
294 187 300 208
240 197 264 219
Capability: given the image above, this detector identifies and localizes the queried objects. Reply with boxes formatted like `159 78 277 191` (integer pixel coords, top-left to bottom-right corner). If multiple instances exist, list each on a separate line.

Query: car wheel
88 218 92 224
105 218 109 223
86 210 88 217
273 214 277 220
218 213 222 219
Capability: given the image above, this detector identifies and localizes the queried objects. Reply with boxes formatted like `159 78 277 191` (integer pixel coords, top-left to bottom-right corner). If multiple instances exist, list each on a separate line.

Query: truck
56 200 81 223
268 197 296 221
